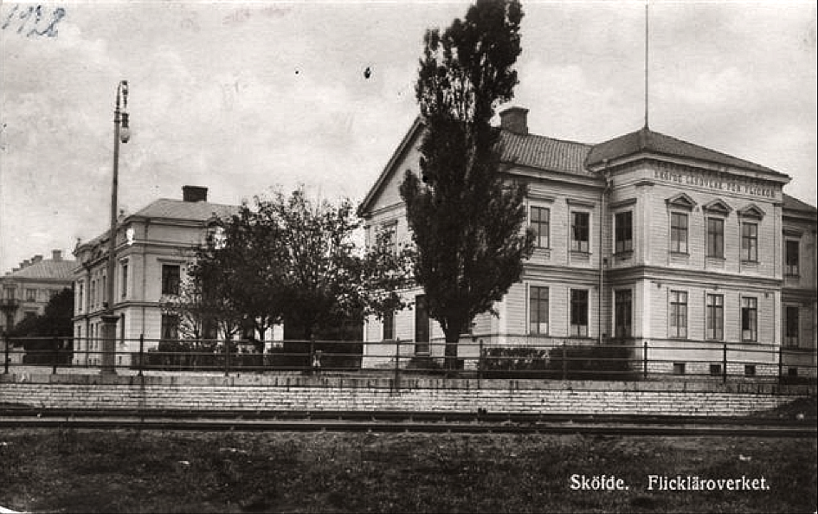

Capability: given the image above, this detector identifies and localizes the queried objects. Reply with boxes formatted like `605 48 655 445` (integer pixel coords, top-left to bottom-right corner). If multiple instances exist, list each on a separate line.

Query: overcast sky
1 0 815 272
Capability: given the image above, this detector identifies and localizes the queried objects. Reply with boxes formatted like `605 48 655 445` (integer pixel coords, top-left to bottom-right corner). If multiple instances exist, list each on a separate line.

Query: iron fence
2 334 816 385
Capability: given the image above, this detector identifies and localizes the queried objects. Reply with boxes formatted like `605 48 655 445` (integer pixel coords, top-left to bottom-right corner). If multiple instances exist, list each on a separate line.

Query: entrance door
414 294 429 354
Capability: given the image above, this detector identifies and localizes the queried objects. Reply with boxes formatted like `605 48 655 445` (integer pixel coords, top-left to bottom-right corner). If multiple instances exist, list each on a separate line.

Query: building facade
358 107 817 378
1 250 75 364
71 186 239 367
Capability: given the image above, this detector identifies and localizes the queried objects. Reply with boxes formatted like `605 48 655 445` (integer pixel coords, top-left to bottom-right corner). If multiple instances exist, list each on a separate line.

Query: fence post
138 334 144 377
3 333 8 374
394 338 400 392
561 343 567 381
643 340 648 379
478 338 484 388
52 336 59 375
224 338 230 377
722 343 727 384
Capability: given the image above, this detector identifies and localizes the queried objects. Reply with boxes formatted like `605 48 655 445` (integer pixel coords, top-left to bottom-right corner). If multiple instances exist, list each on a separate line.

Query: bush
546 342 638 380
479 347 551 379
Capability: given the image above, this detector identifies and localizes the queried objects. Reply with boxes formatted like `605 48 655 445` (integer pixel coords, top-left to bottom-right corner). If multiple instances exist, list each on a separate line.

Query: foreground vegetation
0 428 815 513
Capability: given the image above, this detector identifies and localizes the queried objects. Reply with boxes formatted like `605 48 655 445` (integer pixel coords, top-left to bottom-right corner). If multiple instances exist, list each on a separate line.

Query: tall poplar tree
399 0 534 369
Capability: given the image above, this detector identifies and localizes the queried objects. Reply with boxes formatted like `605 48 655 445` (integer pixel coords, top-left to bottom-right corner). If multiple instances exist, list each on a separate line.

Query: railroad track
1 409 815 437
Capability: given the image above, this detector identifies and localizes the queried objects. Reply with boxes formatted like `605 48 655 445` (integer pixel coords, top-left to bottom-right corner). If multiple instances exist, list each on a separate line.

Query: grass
0 427 815 513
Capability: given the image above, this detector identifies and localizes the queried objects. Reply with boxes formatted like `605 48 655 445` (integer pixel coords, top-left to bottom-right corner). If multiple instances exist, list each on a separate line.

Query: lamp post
100 80 130 375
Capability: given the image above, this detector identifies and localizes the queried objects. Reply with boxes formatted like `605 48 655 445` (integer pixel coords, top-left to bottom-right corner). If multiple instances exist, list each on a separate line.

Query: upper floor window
529 285 549 335
4 287 15 300
376 222 398 254
706 293 724 340
25 289 36 302
571 212 590 253
121 262 129 298
614 211 633 254
741 222 758 262
669 290 688 339
570 289 589 337
785 239 800 276
706 218 724 258
741 297 757 342
530 206 550 248
161 264 181 296
785 306 799 348
670 212 689 253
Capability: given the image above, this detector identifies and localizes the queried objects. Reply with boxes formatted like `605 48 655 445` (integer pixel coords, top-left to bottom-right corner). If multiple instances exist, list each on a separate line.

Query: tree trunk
443 326 461 372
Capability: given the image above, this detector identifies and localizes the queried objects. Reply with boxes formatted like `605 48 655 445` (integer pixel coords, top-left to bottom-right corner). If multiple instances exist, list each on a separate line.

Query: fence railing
2 334 816 385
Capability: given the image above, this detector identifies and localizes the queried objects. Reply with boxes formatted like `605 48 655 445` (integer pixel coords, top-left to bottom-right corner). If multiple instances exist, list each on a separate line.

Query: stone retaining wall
1 373 814 417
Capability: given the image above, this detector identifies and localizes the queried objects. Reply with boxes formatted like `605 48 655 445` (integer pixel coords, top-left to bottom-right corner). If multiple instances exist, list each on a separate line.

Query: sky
1 0 816 273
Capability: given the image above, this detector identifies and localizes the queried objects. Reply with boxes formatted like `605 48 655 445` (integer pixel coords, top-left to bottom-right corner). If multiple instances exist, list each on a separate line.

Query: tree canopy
399 0 534 367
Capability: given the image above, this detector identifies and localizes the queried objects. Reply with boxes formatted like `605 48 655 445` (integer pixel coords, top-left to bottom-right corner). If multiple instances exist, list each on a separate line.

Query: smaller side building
71 186 239 368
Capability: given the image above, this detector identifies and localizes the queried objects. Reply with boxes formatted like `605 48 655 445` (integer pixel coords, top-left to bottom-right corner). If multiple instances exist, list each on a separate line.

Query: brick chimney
31 255 43 264
52 250 62 261
499 106 529 135
182 185 208 203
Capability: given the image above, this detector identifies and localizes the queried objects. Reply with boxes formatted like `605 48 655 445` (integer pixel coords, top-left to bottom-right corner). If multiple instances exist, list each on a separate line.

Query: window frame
785 239 800 276
161 264 181 296
570 289 589 337
614 289 632 338
706 293 724 341
614 211 633 254
528 285 549 335
706 217 725 259
529 206 551 249
741 296 758 342
740 222 758 262
669 290 688 339
784 305 799 348
570 211 590 253
670 212 689 254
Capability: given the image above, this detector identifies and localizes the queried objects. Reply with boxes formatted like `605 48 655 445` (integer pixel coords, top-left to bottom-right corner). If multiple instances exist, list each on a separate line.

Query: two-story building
71 186 239 367
358 107 817 378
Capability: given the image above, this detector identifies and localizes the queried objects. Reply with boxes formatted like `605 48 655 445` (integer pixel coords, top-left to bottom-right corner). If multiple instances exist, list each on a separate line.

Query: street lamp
101 80 130 375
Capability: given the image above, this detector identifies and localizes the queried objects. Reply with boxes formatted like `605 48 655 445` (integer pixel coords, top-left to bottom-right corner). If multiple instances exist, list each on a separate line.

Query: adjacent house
71 186 239 368
358 107 817 378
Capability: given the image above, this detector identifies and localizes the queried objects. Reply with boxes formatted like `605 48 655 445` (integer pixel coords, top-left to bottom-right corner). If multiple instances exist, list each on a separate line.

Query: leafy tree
399 0 534 369
8 287 74 363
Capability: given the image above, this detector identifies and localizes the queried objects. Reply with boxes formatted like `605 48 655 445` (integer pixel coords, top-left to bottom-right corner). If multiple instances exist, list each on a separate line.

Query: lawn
0 427 815 513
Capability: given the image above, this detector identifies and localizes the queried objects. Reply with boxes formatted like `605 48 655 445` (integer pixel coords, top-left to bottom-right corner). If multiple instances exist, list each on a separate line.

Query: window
529 286 549 335
377 222 398 254
614 289 632 338
785 306 799 348
673 362 686 375
745 365 756 376
670 212 689 253
570 289 588 337
741 223 758 262
161 265 181 295
4 287 15 300
571 212 589 253
121 263 128 298
382 310 394 340
709 364 722 376
90 280 96 308
669 290 688 338
706 294 724 340
706 218 724 258
161 314 179 340
741 297 757 342
614 211 633 254
785 240 800 276
25 289 36 302
530 206 550 248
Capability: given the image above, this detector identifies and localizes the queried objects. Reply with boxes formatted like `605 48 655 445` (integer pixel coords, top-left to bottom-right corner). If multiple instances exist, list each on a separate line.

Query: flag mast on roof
644 0 650 130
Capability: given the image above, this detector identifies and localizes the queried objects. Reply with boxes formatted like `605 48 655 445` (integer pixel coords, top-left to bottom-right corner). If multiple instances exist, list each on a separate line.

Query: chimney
31 255 43 264
21 259 30 269
182 185 208 203
52 250 62 261
499 106 529 135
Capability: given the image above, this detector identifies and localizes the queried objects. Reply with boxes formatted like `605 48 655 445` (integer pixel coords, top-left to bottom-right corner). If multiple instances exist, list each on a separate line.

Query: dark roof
6 259 75 280
783 193 817 214
499 131 593 176
586 126 785 177
132 198 239 221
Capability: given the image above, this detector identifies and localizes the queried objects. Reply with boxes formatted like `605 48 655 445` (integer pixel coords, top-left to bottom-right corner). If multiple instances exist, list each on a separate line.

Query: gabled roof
783 194 818 215
5 259 75 280
499 131 593 176
586 126 786 178
131 198 239 221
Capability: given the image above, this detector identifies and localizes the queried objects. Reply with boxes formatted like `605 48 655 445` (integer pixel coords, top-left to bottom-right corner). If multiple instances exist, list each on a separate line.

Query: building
1 250 75 364
71 186 239 367
358 107 817 378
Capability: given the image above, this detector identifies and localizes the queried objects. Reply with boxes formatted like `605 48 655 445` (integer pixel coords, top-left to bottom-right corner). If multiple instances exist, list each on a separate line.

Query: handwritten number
1 4 65 37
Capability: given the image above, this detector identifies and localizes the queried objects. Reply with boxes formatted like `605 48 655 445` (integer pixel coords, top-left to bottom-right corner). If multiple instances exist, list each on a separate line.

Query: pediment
702 199 732 215
665 193 697 211
737 203 765 219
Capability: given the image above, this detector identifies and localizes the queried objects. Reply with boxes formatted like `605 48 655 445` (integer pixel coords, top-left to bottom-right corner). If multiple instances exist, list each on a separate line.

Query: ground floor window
161 314 179 340
529 286 549 335
570 289 588 337
614 289 632 338
741 297 757 342
785 305 799 347
706 294 724 340
669 290 688 338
